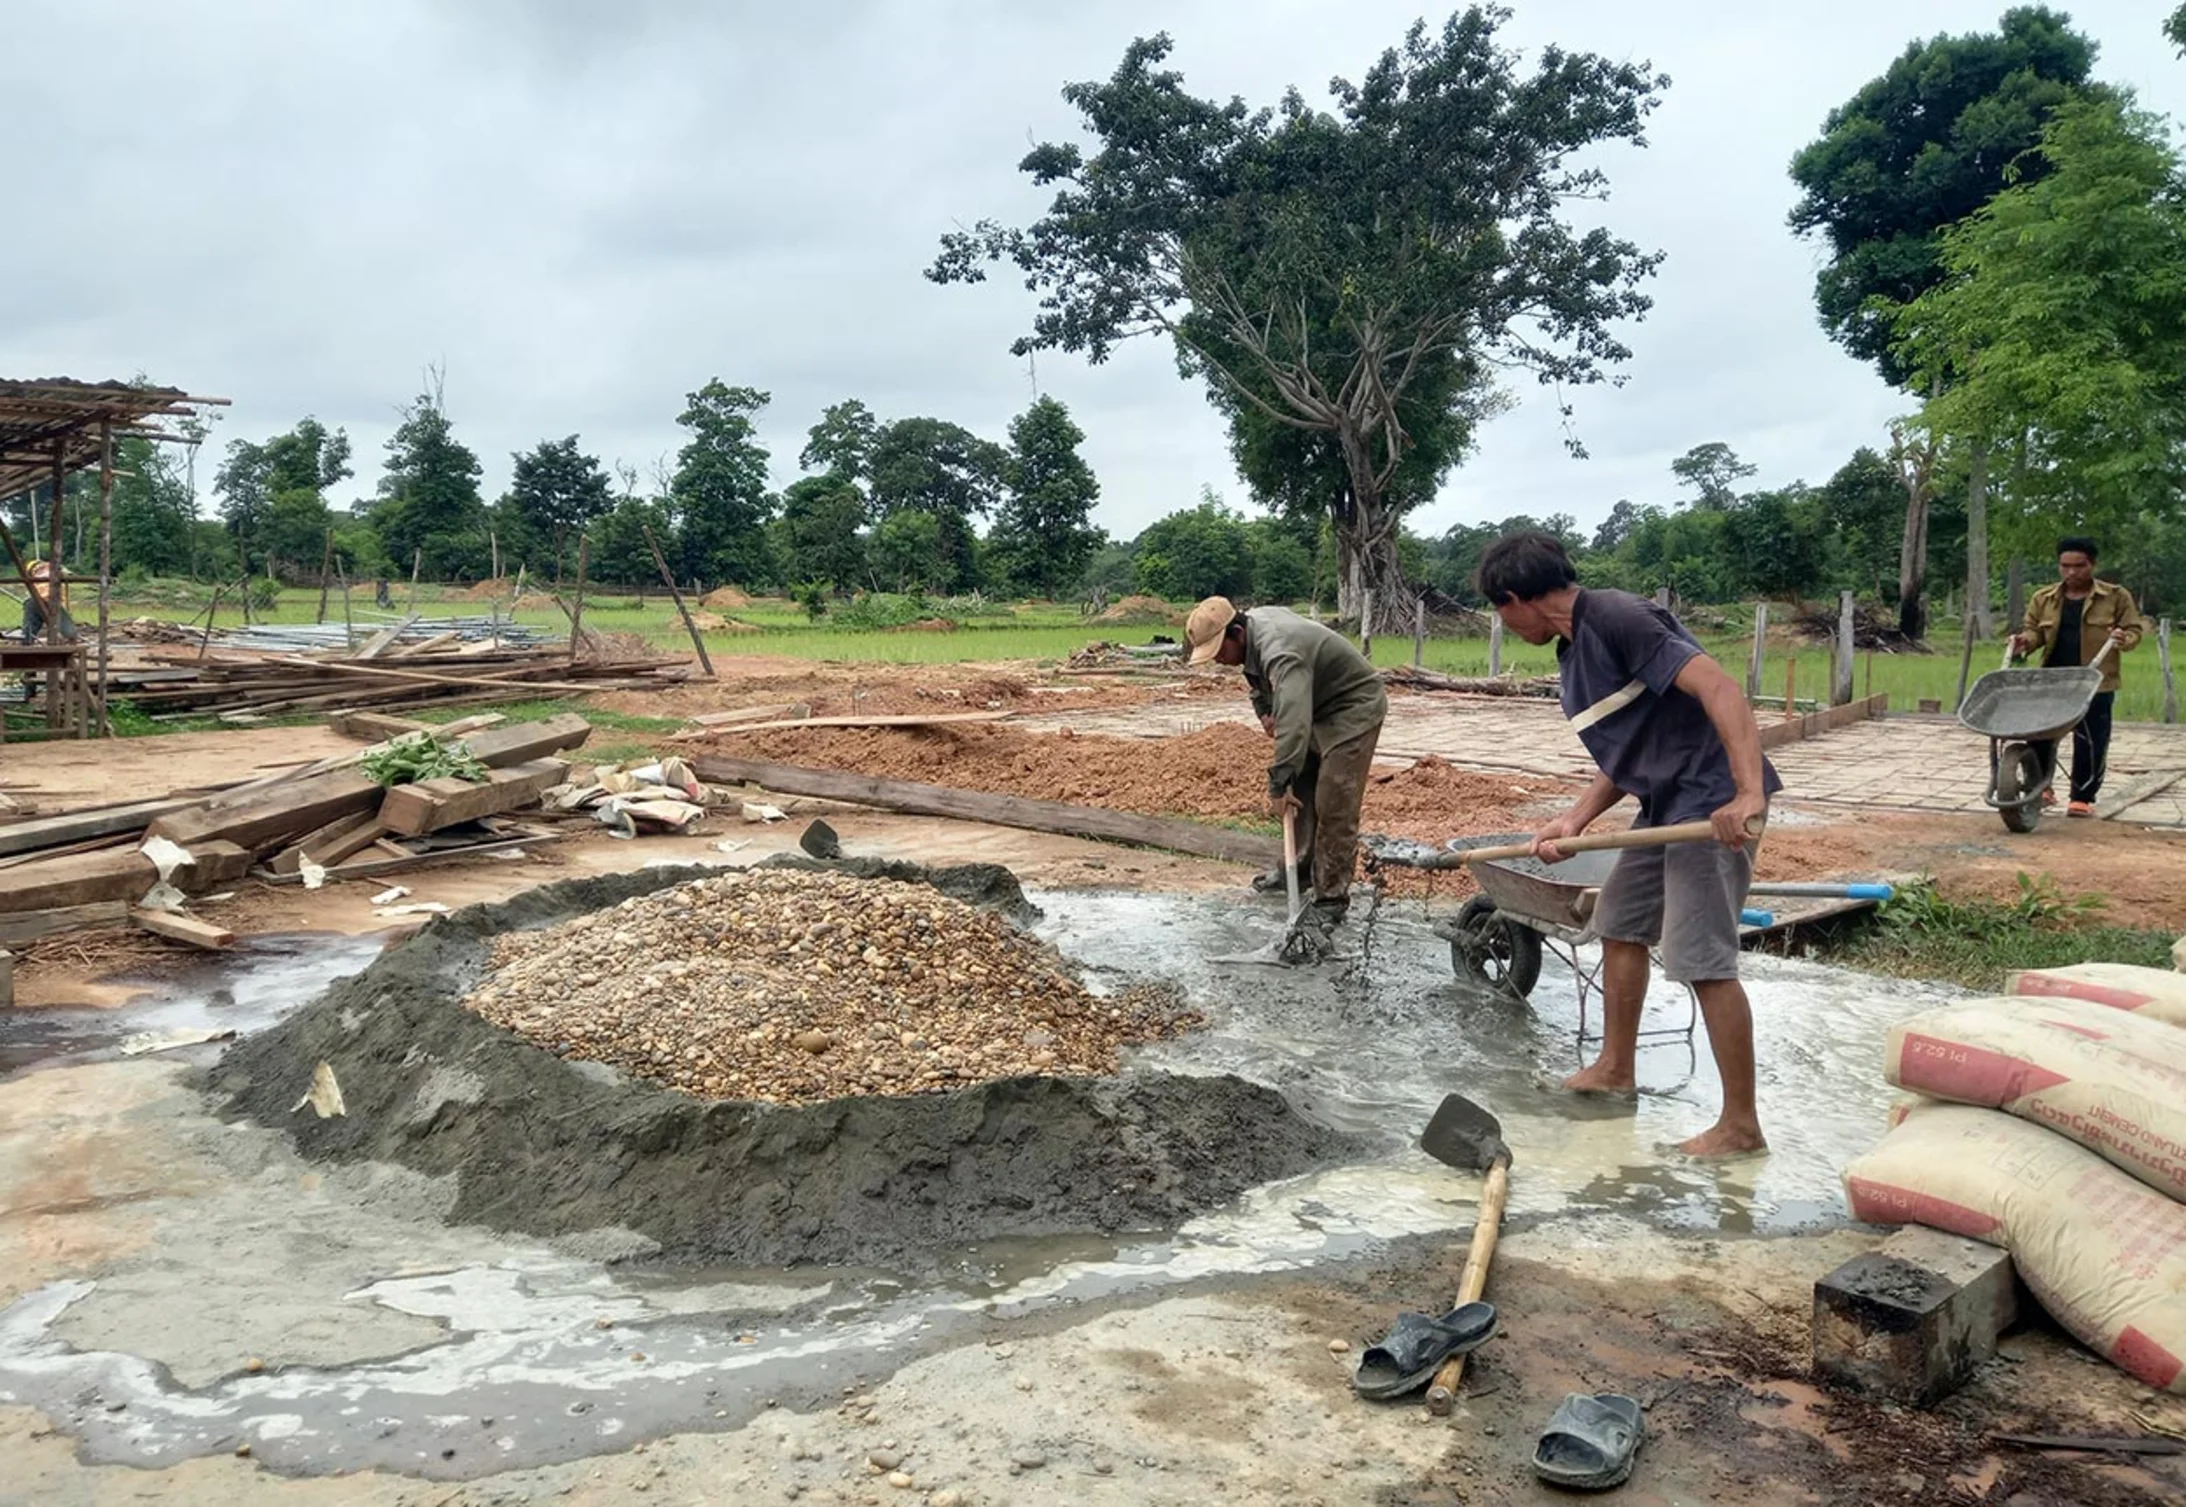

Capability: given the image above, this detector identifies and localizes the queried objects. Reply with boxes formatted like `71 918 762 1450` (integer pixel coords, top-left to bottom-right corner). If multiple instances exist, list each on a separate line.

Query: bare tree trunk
1964 438 1993 640
1331 450 1415 634
1891 422 1938 644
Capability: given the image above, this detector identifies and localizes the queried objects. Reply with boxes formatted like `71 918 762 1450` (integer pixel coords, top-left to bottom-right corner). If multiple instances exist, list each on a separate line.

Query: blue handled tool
1744 882 1895 901
1740 908 1774 928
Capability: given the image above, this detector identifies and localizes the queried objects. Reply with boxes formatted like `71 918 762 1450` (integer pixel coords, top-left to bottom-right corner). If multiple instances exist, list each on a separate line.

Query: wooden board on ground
142 770 387 852
260 831 566 886
687 755 1284 867
134 909 235 950
328 711 430 743
268 810 385 874
676 710 1012 741
379 759 570 836
461 713 592 766
679 704 806 729
0 797 195 857
0 901 129 946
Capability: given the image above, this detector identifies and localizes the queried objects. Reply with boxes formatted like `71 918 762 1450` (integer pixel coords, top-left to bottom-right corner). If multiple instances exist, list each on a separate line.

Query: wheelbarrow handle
1454 817 1763 867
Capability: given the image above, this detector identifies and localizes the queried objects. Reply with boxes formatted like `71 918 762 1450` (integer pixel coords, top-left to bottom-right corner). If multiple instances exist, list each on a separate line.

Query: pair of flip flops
1350 1301 1496 1400
1533 1392 1645 1491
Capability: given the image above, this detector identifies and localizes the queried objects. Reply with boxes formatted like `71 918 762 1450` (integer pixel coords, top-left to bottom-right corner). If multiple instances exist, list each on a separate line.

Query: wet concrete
0 880 1965 1481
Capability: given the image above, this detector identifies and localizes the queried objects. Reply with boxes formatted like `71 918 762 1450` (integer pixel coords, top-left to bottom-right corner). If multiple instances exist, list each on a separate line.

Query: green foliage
931 11 1666 618
107 434 198 577
359 732 489 787
1248 522 1313 604
1669 442 1756 511
792 580 829 620
777 475 871 589
991 396 1104 597
1831 873 2173 987
1889 98 2186 545
508 436 612 574
869 510 947 593
1133 498 1257 602
1787 5 2097 384
1076 541 1138 600
800 399 879 480
672 380 777 589
587 495 674 586
866 418 1006 592
832 592 939 630
374 380 485 580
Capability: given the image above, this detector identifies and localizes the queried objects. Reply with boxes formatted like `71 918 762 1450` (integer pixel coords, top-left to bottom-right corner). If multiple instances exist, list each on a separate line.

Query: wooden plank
0 901 128 945
351 615 417 660
687 755 1284 867
682 704 802 728
675 710 1012 740
328 711 428 743
391 631 459 658
134 909 235 950
0 849 156 911
143 771 386 852
0 797 193 857
379 759 570 836
255 832 566 886
268 810 384 874
459 713 593 766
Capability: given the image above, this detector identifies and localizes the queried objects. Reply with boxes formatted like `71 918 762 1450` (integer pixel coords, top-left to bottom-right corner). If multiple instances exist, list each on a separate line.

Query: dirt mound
687 610 730 632
885 617 958 633
701 586 753 609
464 868 1200 1102
454 577 532 602
205 863 1360 1269
1096 594 1183 626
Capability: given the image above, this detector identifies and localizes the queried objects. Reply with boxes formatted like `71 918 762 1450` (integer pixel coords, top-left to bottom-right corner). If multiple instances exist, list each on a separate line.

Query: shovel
1419 1093 1512 1416
1211 804 1334 966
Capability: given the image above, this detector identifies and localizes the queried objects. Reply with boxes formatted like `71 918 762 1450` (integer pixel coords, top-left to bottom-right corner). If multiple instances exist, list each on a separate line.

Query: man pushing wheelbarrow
2005 536 2144 819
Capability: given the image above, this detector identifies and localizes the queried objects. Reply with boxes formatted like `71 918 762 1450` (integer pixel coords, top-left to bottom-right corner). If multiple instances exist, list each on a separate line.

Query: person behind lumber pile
2008 535 2144 818
1477 530 1779 1159
1183 595 1387 923
19 560 76 642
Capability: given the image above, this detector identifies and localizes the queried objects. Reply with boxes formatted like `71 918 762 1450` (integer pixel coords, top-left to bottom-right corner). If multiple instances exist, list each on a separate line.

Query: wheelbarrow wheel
1996 743 2047 834
1449 897 1543 998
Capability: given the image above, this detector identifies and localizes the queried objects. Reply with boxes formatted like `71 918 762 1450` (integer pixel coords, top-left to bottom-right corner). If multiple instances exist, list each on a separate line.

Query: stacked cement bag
1843 991 2186 1393
2005 961 2186 1027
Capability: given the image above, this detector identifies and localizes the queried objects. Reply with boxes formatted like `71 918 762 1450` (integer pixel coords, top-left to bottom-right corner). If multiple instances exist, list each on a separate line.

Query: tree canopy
671 380 776 589
990 396 1104 597
508 435 612 573
930 7 1666 627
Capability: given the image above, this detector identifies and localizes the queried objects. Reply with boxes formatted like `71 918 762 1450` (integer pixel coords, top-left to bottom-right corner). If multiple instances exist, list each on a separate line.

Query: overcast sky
6 1 2182 543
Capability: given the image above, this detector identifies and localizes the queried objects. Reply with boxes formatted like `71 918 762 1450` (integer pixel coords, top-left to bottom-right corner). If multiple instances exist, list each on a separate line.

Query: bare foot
1559 1062 1637 1097
1676 1123 1768 1159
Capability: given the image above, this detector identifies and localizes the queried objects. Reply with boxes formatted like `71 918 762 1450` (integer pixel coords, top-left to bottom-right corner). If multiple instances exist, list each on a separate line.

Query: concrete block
1812 1226 2019 1407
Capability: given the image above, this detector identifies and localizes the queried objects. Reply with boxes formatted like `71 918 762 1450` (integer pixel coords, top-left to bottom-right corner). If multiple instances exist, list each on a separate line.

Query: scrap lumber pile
104 640 692 723
1381 665 1561 698
1061 640 1192 674
0 714 597 951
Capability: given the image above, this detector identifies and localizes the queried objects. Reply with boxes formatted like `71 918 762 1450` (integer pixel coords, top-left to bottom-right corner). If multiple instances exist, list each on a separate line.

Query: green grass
97 582 2180 719
1819 873 2177 988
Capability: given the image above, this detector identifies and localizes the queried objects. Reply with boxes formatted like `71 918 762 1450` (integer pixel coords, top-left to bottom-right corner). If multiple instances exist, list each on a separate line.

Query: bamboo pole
315 528 334 623
568 536 589 663
1487 614 1503 677
1412 598 1426 668
407 548 422 615
94 420 114 736
1746 602 1766 701
2161 618 2178 725
642 525 716 676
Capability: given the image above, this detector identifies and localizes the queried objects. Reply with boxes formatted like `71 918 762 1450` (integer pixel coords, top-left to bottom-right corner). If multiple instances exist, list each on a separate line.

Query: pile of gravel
462 869 1201 1103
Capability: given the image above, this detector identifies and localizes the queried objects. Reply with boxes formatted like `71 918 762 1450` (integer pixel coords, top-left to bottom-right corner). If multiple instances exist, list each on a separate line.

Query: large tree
671 380 776 589
777 474 872 588
864 416 1007 592
107 433 197 577
1787 5 2097 639
214 415 353 578
375 375 485 580
990 396 1104 597
508 435 613 576
1669 442 1755 511
1888 97 2186 556
800 399 880 481
930 9 1666 631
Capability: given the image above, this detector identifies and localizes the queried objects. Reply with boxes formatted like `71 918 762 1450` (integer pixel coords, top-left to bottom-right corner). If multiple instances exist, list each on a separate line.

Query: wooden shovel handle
1425 1157 1509 1416
1455 815 1763 868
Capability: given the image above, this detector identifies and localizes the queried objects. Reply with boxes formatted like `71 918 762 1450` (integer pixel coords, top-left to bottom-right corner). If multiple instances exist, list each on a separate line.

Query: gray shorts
1592 836 1757 984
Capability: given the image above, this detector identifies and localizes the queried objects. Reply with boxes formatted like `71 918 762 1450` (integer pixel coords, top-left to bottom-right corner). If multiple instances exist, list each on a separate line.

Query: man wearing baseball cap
1185 596 1387 920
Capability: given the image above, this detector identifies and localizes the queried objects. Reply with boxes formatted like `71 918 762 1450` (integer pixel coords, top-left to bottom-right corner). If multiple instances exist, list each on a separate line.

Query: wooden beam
267 810 384 874
686 755 1284 867
327 711 429 743
379 759 569 836
142 771 385 851
255 831 566 885
0 901 128 946
675 710 1013 739
0 797 192 856
134 909 235 950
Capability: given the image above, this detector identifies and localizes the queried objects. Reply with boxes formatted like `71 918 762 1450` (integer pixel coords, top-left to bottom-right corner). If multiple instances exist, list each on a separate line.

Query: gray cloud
5 1 2179 541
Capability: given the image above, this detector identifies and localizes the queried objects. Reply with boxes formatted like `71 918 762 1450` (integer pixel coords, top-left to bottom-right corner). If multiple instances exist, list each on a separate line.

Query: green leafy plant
1830 872 2168 987
359 732 488 787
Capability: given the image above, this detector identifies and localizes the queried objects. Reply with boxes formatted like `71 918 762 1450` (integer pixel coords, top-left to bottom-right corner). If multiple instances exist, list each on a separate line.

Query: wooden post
1488 614 1504 677
336 557 354 649
1864 649 1874 702
1783 659 1796 722
1412 598 1426 668
407 548 422 615
47 442 64 733
1833 590 1855 706
568 535 589 663
490 529 500 583
1360 590 1374 659
2006 558 2026 638
2161 618 2178 725
315 528 334 624
1746 601 1766 701
641 525 716 677
1954 615 1977 711
1653 586 1671 608
94 421 114 736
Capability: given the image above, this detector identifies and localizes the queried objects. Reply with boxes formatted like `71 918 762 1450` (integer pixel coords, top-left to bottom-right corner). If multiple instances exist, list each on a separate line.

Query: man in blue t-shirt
1476 532 1779 1158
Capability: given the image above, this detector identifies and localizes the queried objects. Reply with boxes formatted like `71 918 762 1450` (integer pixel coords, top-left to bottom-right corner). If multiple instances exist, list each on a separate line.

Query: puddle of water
0 932 386 1075
0 882 1955 1477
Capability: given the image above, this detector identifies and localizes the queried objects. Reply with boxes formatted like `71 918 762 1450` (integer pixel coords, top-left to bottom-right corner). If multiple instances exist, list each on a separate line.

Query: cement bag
2004 962 2186 1029
1844 1102 2186 1393
1883 996 2186 1201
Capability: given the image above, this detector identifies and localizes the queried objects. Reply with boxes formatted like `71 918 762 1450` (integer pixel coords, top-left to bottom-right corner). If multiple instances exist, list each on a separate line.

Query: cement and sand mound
208 861 1360 1268
464 868 1201 1102
1094 594 1183 626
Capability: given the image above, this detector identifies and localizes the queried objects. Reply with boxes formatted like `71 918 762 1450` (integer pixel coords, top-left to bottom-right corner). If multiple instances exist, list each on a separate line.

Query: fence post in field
1746 602 1766 702
1832 590 1855 706
1488 614 1504 677
2161 618 2178 725
1413 598 1426 667
2006 558 2026 637
1360 590 1373 659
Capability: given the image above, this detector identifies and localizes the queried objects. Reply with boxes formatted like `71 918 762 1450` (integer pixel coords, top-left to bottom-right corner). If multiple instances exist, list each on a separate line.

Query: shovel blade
1422 1093 1510 1172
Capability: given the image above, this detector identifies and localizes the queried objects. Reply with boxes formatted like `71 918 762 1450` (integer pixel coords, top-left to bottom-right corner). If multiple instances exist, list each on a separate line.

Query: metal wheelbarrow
1958 638 2115 833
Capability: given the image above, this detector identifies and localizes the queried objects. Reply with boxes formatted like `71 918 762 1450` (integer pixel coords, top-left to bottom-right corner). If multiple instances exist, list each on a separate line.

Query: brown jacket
1240 606 1387 797
2020 579 2144 693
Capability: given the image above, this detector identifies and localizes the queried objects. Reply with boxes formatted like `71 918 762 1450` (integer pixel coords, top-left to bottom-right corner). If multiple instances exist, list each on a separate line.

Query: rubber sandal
1533 1392 1644 1490
1351 1301 1496 1401
2068 801 2094 818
